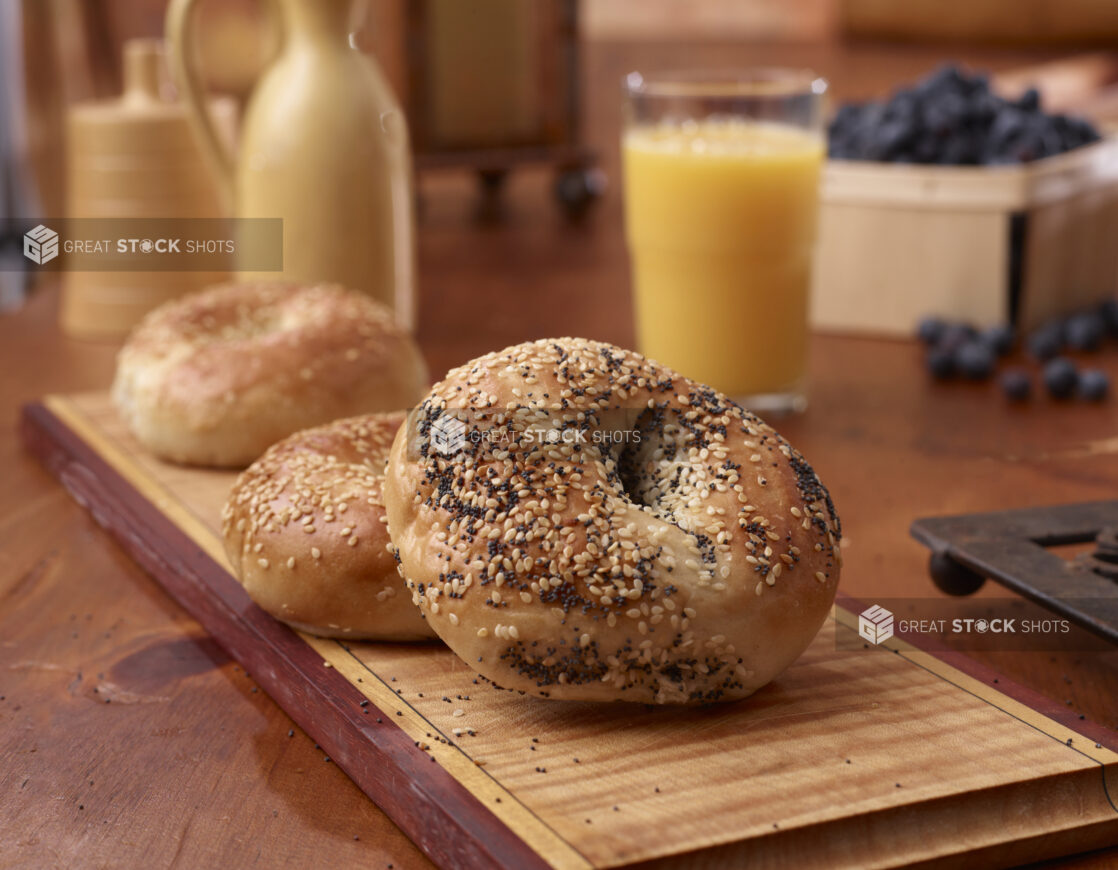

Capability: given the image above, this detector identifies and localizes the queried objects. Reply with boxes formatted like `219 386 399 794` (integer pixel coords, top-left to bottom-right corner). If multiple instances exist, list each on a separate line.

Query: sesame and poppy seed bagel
113 281 428 467
223 412 435 641
384 337 841 704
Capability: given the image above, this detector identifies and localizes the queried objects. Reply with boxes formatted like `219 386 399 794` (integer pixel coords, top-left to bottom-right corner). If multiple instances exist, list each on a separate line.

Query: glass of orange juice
622 69 827 412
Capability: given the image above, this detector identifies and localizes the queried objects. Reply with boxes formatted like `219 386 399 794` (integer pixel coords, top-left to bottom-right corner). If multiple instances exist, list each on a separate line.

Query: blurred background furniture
405 0 601 217
16 0 602 220
15 0 1118 228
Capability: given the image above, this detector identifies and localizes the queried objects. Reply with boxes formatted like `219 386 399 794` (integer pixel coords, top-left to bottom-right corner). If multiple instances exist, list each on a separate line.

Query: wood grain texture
19 398 555 870
2 337 434 870
20 392 1118 869
5 37 1118 870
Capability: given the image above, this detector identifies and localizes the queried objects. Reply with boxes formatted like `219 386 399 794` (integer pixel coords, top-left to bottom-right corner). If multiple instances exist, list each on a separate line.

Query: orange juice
622 120 824 401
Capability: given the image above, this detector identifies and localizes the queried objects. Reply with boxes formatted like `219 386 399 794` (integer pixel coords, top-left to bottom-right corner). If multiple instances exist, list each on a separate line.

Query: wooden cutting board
20 392 1118 870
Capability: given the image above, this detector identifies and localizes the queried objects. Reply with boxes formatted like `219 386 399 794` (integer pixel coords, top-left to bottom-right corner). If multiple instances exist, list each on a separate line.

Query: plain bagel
223 412 435 641
384 337 841 704
113 281 428 467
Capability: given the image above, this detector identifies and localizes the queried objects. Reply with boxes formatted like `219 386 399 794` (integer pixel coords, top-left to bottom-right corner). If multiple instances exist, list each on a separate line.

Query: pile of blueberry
919 300 1118 401
829 64 1101 165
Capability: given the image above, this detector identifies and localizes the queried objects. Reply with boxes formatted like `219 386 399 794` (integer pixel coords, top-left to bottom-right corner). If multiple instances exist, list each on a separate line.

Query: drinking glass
622 69 827 412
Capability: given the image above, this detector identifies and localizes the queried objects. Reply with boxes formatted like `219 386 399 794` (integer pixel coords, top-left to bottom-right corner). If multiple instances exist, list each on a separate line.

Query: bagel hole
612 407 676 514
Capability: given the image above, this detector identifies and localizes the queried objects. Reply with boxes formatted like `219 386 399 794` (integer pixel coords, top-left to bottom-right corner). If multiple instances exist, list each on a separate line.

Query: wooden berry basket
811 134 1118 336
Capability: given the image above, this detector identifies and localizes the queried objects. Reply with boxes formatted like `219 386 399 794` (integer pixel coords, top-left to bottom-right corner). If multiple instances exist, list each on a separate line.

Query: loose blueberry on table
999 368 1032 401
1078 368 1110 401
1042 357 1078 400
917 298 1117 404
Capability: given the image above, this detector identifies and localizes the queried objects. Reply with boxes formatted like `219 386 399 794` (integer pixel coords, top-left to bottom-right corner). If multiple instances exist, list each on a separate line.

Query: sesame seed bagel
384 337 841 704
223 412 435 640
113 281 428 467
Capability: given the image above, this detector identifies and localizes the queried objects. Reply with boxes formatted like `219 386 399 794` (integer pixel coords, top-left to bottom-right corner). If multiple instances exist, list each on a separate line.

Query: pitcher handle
165 0 235 212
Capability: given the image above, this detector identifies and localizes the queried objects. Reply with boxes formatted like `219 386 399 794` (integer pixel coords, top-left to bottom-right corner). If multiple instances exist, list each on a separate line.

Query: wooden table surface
3 38 1117 870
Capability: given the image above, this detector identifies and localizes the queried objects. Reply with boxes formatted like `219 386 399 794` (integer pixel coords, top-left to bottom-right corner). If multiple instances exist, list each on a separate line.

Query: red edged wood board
19 393 1118 869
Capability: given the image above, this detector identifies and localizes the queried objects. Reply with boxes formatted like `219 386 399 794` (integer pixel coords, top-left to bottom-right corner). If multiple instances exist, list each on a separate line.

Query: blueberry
1015 87 1041 113
983 153 1020 167
1064 312 1105 351
917 316 947 345
827 66 1098 165
1077 116 1102 145
1027 323 1064 361
918 64 967 99
937 137 977 165
937 322 978 351
867 120 912 160
955 341 996 380
925 346 956 380
966 91 1001 125
982 324 1015 356
830 103 863 136
1043 357 1078 399
964 72 991 96
1099 298 1118 334
1057 114 1101 149
1000 368 1032 401
884 89 919 124
989 108 1027 152
1036 122 1065 159
1078 368 1110 401
922 92 968 136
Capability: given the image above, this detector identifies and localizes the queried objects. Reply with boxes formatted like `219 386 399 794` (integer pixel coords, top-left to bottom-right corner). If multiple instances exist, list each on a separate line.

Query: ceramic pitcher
166 0 416 330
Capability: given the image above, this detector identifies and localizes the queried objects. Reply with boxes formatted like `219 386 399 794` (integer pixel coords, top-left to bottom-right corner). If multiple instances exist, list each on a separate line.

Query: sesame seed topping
384 337 840 704
222 409 411 638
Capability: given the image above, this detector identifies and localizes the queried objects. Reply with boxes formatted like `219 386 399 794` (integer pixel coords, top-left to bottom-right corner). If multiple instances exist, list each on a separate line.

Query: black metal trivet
911 500 1118 645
